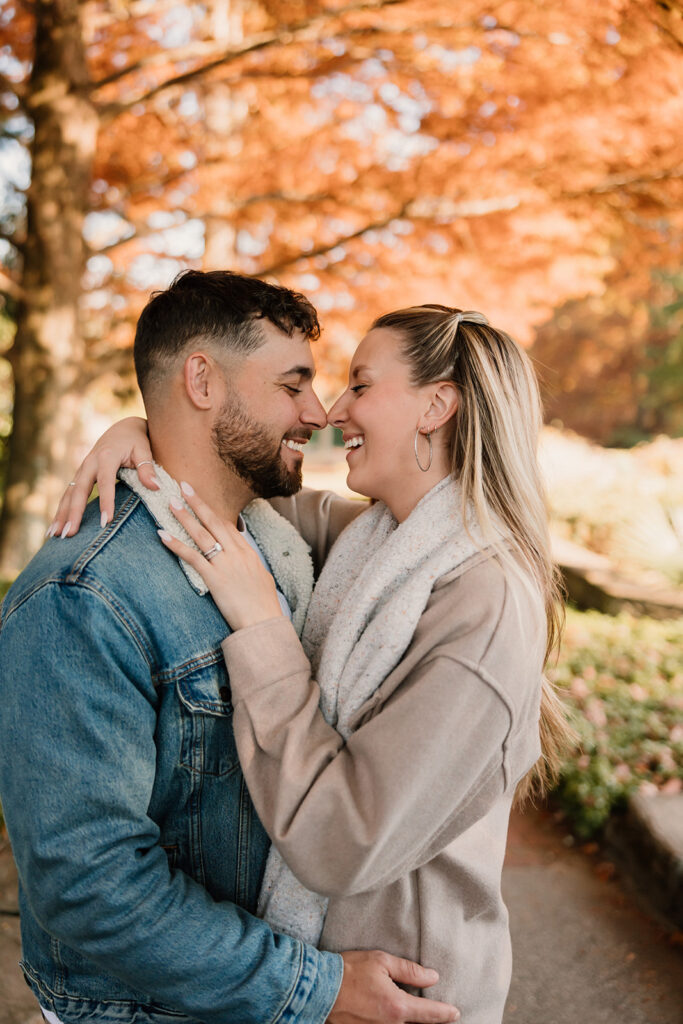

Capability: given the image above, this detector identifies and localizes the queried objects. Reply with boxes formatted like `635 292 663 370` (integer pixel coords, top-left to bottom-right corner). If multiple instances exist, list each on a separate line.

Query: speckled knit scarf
257 474 495 945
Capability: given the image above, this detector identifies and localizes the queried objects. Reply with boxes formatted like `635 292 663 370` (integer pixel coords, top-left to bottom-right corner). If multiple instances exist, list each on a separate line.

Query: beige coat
223 490 546 1024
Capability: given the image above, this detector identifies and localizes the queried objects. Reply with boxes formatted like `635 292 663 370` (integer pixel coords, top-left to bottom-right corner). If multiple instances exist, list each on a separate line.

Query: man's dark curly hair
134 269 320 394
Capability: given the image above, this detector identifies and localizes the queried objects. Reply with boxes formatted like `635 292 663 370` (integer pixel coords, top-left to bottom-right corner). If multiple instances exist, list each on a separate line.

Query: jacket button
219 686 230 702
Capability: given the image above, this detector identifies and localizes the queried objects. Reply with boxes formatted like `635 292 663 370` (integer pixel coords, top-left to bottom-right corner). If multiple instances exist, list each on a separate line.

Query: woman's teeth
345 436 365 449
282 439 306 452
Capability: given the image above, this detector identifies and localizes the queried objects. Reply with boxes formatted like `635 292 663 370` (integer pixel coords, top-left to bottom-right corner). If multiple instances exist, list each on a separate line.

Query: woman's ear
422 381 459 432
183 352 220 410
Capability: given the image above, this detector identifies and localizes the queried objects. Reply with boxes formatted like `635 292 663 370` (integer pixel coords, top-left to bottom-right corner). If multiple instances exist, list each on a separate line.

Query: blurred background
0 0 681 838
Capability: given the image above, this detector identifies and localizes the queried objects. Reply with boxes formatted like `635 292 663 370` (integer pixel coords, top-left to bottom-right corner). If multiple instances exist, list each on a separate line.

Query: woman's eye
350 384 367 393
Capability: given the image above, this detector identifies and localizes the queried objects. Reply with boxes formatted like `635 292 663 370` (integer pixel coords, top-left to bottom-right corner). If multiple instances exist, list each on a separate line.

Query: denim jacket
0 480 343 1024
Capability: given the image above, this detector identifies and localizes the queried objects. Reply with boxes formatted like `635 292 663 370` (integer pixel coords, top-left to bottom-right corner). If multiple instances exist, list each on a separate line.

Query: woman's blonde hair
371 304 577 800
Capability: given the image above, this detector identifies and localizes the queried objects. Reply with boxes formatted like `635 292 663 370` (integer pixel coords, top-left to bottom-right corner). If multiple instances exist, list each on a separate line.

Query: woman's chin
345 468 375 501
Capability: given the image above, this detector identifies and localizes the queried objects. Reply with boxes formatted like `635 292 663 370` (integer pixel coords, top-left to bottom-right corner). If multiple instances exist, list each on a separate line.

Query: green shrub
550 609 683 837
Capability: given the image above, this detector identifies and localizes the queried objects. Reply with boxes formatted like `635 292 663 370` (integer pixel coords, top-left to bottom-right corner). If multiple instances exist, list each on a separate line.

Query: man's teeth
282 439 306 452
345 436 365 449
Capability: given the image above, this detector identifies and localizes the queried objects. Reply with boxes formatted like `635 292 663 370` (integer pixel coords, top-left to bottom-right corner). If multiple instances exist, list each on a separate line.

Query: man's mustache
282 430 314 442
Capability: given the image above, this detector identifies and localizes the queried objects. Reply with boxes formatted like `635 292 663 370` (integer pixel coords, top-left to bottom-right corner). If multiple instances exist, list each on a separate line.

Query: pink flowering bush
549 609 683 837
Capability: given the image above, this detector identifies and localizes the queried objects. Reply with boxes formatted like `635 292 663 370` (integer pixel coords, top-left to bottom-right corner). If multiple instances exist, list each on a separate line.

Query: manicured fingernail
149 475 160 489
60 522 72 539
158 529 172 542
45 522 56 538
180 481 194 496
170 496 183 510
100 512 109 529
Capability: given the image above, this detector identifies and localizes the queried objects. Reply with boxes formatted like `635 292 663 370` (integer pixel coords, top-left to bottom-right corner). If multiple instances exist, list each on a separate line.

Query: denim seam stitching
1 579 154 669
154 648 226 685
237 776 250 903
49 936 65 994
187 717 206 887
0 494 141 623
175 677 233 716
270 941 305 1024
19 961 53 1006
63 579 155 669
67 492 141 578
24 970 187 1018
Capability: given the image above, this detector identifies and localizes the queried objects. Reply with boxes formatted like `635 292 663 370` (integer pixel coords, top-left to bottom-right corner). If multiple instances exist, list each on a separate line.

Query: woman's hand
49 417 157 538
159 482 284 632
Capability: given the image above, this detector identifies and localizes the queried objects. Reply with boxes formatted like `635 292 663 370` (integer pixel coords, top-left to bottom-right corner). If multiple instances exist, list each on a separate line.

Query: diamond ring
202 542 223 561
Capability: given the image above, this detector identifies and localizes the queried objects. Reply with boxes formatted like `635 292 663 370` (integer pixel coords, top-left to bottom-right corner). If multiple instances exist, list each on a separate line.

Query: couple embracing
0 270 573 1024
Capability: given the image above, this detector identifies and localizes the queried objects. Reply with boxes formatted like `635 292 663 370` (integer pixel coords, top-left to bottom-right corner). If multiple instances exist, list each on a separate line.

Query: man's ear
183 352 221 410
422 381 459 432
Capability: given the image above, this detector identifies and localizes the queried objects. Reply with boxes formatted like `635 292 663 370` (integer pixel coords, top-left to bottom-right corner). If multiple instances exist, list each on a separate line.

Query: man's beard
211 395 303 499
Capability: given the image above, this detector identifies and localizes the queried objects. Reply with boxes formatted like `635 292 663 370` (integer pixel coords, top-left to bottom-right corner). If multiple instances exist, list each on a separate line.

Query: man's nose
300 389 327 430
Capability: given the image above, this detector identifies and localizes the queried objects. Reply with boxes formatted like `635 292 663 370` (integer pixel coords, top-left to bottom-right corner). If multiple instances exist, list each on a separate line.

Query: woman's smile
343 434 365 459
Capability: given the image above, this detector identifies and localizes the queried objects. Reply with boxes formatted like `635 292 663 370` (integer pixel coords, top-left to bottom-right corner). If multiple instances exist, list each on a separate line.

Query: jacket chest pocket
176 660 239 777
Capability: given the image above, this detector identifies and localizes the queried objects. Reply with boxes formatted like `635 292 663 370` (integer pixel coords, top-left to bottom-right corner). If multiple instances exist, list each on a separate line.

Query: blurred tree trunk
0 0 98 576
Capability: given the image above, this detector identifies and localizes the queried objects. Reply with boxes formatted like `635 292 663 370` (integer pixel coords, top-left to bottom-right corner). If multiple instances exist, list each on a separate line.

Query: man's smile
281 438 308 453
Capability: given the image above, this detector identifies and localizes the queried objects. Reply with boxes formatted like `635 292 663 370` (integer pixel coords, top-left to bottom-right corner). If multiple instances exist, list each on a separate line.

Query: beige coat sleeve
223 616 512 898
269 489 367 577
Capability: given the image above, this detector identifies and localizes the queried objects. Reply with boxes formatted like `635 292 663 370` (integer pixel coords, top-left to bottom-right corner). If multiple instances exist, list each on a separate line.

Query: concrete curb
605 791 683 929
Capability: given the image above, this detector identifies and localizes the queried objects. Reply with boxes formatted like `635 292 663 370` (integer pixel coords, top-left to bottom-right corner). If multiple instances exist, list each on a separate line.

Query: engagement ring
202 542 223 561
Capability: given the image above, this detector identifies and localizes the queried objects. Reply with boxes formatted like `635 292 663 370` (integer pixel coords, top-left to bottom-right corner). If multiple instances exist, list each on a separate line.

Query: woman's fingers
160 489 283 630
95 441 157 527
157 530 214 582
47 416 153 539
167 493 246 565
178 481 243 551
49 454 99 538
130 441 158 492
173 482 253 560
95 448 131 528
168 497 223 556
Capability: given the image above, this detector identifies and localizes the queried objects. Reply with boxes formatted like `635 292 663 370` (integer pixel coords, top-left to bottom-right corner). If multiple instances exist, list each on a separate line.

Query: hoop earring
414 426 434 472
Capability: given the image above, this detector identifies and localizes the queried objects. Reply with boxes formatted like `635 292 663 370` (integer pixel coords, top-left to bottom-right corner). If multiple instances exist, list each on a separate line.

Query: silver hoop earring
414 427 433 472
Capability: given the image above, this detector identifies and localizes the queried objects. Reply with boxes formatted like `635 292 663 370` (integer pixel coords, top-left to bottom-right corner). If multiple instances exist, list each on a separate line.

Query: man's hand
328 950 460 1024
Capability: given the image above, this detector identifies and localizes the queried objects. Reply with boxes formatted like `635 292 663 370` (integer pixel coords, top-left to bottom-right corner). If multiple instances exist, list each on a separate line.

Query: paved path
0 840 40 1024
503 807 683 1023
2 808 682 1023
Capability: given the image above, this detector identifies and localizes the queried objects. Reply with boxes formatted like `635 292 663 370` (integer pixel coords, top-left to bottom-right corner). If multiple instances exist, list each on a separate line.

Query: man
0 271 459 1024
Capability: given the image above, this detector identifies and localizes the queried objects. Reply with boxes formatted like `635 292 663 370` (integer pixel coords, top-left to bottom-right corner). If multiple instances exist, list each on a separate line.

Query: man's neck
149 432 255 526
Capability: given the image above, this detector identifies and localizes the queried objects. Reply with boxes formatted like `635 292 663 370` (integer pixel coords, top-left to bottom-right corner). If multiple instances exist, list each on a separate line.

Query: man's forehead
250 320 316 375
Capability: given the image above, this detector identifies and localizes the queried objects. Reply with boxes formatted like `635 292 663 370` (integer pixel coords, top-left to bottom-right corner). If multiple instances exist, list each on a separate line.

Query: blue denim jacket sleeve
0 581 343 1023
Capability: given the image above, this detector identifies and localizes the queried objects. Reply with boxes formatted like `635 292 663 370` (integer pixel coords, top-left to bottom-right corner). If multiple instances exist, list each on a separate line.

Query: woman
53 305 573 1024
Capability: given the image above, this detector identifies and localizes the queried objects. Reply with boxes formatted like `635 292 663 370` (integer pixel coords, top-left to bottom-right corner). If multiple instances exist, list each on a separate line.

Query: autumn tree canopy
0 0 682 571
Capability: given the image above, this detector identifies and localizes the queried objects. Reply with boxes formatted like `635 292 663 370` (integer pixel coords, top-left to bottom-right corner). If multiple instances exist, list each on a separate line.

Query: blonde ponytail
371 305 577 800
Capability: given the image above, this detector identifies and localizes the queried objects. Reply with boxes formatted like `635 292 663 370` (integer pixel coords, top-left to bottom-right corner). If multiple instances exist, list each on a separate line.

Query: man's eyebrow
277 365 314 380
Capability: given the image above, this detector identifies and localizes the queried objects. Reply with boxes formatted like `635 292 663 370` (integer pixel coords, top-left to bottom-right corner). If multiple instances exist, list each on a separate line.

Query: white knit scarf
257 475 495 945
